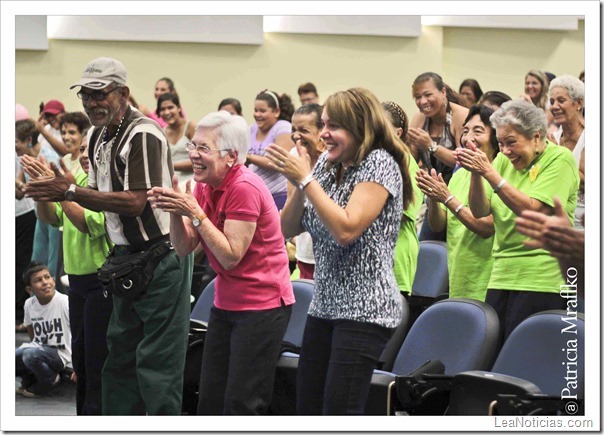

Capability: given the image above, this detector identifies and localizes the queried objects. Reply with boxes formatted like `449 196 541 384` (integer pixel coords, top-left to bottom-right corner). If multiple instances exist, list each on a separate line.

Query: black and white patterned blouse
302 149 404 328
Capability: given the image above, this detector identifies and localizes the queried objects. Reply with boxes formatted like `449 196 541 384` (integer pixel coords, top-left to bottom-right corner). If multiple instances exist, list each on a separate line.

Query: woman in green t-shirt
456 99 579 340
415 104 499 302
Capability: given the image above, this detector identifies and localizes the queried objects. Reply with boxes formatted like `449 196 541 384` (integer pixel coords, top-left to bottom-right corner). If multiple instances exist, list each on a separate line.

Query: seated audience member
286 103 327 279
516 198 584 299
478 90 512 110
382 101 423 296
157 92 196 184
15 120 62 284
548 75 585 229
16 262 72 398
218 98 243 116
416 104 498 301
148 111 294 415
268 87 414 415
456 100 579 340
246 89 296 210
297 82 320 105
459 78 483 108
407 72 469 242
22 137 112 415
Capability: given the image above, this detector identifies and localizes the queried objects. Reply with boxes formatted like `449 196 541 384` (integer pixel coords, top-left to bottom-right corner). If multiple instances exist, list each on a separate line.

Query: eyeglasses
185 142 231 154
76 88 120 102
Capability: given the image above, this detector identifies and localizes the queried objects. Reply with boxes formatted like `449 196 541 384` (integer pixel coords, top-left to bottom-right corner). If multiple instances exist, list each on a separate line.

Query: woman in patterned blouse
267 87 414 415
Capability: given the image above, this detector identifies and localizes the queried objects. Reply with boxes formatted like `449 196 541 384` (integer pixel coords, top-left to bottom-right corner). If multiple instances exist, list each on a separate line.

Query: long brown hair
323 87 414 210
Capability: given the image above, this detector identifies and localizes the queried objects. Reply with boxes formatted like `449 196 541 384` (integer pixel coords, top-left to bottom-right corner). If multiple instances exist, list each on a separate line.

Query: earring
227 161 233 168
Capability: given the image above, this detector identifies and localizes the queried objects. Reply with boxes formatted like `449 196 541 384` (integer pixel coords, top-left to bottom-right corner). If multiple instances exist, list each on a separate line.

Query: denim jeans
296 315 394 415
16 345 64 389
197 302 292 415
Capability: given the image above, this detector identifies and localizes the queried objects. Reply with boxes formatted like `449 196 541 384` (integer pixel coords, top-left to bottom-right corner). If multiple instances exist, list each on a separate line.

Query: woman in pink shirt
148 111 294 415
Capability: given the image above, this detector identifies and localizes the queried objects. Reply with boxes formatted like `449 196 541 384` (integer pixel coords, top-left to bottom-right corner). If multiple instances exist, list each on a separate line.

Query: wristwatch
428 141 440 154
64 184 77 201
191 212 207 228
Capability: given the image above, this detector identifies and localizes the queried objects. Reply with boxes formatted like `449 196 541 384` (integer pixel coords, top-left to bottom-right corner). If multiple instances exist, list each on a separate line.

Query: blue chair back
190 278 216 325
492 310 585 398
282 279 315 349
392 298 500 376
411 241 448 298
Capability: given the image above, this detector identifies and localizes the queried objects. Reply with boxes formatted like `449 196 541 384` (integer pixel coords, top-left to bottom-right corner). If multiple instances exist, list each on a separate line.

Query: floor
15 331 77 416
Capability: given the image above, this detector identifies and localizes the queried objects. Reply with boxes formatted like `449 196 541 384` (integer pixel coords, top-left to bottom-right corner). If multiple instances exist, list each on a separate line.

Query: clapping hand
148 175 204 219
415 168 450 203
266 143 312 186
515 197 583 262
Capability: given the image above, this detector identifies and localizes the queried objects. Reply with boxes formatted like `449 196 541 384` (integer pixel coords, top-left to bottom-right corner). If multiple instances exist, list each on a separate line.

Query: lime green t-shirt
440 168 494 301
53 172 112 275
393 157 424 294
488 141 579 293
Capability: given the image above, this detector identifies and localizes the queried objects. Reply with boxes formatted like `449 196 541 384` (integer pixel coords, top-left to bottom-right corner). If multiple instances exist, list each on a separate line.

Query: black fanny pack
98 239 173 300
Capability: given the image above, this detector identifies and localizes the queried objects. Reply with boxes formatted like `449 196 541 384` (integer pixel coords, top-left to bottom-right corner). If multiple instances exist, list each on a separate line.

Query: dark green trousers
102 251 192 415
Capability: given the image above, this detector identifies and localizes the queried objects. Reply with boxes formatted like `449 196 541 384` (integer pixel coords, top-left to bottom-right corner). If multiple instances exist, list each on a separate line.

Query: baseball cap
41 100 65 115
70 57 127 90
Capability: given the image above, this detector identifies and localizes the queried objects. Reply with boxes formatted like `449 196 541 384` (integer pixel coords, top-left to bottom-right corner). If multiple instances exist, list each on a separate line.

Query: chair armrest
447 371 543 415
495 393 584 416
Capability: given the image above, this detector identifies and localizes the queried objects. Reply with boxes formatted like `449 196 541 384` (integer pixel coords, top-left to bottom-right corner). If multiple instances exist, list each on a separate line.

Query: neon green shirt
393 157 424 294
441 169 494 301
53 172 112 275
488 141 579 293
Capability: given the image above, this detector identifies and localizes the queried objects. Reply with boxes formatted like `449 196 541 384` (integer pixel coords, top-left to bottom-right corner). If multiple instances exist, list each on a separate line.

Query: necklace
102 113 126 143
96 114 126 177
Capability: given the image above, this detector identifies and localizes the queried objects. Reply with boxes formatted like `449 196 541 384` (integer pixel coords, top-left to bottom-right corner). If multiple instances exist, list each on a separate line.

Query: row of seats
186 241 584 416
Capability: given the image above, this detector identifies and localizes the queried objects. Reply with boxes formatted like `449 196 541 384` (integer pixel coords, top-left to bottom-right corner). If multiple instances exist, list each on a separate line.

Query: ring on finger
279 160 285 167
428 187 433 192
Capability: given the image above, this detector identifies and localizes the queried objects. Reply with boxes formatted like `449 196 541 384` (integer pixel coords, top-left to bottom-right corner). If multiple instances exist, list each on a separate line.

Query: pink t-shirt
193 164 295 311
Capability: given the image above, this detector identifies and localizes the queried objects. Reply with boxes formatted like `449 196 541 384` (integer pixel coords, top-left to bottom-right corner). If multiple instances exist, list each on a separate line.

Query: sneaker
20 374 61 398
20 388 41 398
15 386 26 395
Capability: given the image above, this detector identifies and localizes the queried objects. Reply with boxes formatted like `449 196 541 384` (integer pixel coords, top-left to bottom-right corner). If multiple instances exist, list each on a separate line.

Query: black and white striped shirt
88 106 174 246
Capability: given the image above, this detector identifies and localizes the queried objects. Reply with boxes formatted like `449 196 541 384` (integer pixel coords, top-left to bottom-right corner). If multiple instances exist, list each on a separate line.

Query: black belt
113 234 171 255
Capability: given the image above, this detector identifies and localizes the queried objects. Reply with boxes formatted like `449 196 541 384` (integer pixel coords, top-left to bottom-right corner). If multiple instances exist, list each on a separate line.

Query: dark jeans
486 289 567 341
16 211 36 323
197 302 292 415
16 345 64 389
68 273 113 415
296 316 394 415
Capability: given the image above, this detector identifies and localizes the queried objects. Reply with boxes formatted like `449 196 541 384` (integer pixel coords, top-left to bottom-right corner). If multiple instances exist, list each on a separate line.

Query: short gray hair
490 99 547 140
196 110 249 164
549 74 585 104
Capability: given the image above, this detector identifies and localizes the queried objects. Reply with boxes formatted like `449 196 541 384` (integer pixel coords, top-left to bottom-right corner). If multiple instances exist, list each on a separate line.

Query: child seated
16 262 71 398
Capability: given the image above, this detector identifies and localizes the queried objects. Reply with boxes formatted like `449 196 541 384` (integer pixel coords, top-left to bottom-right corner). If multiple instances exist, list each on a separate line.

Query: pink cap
15 103 29 121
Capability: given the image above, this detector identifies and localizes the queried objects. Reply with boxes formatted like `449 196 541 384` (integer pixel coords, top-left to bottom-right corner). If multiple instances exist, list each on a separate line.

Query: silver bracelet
443 195 454 206
298 174 314 190
454 203 464 216
494 178 507 194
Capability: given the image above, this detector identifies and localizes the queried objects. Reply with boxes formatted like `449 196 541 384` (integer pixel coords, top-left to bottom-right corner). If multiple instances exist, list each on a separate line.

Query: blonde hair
323 87 414 210
525 70 549 110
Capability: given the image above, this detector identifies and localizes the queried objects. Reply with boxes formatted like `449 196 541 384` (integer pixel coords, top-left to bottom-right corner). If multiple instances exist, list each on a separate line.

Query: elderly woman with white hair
549 74 585 229
456 99 579 340
148 110 295 415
